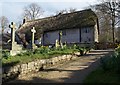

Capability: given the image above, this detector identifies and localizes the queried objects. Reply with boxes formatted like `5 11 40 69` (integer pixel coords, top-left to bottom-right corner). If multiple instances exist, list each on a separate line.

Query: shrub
100 55 116 71
70 44 79 50
100 46 120 73
34 46 50 54
17 52 26 56
76 47 86 55
23 50 33 56
115 45 120 55
115 47 120 73
2 50 10 59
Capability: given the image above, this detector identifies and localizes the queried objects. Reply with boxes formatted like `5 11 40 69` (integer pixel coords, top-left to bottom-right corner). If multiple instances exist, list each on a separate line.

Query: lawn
2 49 74 66
2 45 89 67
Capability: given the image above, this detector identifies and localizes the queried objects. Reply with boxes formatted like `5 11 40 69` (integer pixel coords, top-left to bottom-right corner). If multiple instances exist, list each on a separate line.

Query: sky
0 0 100 32
1 0 100 22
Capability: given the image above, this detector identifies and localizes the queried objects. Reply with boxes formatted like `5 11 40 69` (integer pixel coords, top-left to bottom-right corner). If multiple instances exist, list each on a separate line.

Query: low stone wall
2 53 80 83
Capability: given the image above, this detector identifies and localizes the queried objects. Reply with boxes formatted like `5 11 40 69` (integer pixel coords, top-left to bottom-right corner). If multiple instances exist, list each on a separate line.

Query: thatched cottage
17 9 99 47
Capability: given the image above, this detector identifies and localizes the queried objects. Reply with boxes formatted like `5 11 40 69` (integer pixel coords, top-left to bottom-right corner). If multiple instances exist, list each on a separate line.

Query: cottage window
84 28 90 33
62 30 66 36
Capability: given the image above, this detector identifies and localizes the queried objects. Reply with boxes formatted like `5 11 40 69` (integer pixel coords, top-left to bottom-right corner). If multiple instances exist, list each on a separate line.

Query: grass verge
84 67 120 84
2 49 77 67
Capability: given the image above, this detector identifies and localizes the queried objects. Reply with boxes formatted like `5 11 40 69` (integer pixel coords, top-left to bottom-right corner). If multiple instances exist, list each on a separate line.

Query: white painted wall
94 23 99 42
44 31 59 45
62 28 80 43
81 27 94 43
43 27 96 45
43 28 80 45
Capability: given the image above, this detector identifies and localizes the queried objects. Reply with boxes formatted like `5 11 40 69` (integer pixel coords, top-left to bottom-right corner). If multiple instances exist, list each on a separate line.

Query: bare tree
90 5 113 42
23 3 44 21
0 16 9 32
55 8 77 16
117 27 120 42
94 0 120 43
68 8 76 13
55 9 68 15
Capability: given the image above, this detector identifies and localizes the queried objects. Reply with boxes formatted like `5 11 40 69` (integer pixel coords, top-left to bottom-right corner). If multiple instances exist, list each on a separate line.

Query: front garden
2 45 90 67
84 44 120 84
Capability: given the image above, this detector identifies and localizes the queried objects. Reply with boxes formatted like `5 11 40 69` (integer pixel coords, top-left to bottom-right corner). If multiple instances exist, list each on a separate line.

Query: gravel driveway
8 49 114 83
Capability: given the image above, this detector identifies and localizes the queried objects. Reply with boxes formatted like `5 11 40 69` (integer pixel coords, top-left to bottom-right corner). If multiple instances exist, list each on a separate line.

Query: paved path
8 49 113 83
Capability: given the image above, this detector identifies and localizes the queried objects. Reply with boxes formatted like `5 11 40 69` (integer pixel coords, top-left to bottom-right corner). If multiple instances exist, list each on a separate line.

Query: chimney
23 18 25 24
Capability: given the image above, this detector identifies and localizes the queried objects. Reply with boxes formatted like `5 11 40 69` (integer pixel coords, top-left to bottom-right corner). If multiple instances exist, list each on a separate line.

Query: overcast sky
0 0 101 33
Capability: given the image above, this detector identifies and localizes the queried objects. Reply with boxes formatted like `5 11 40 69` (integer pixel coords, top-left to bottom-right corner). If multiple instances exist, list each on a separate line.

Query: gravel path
8 49 113 83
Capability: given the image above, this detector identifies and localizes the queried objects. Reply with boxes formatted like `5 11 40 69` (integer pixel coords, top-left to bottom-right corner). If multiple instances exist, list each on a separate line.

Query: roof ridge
26 8 92 22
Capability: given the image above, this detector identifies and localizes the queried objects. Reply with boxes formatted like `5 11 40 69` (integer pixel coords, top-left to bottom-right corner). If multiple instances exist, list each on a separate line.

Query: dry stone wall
2 54 79 82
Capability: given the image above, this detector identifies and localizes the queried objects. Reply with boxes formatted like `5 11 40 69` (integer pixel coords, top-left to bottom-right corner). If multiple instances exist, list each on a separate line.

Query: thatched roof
2 33 11 44
2 33 24 45
17 9 98 40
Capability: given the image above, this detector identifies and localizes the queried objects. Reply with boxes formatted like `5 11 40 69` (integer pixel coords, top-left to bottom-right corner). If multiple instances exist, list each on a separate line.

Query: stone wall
2 54 80 83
